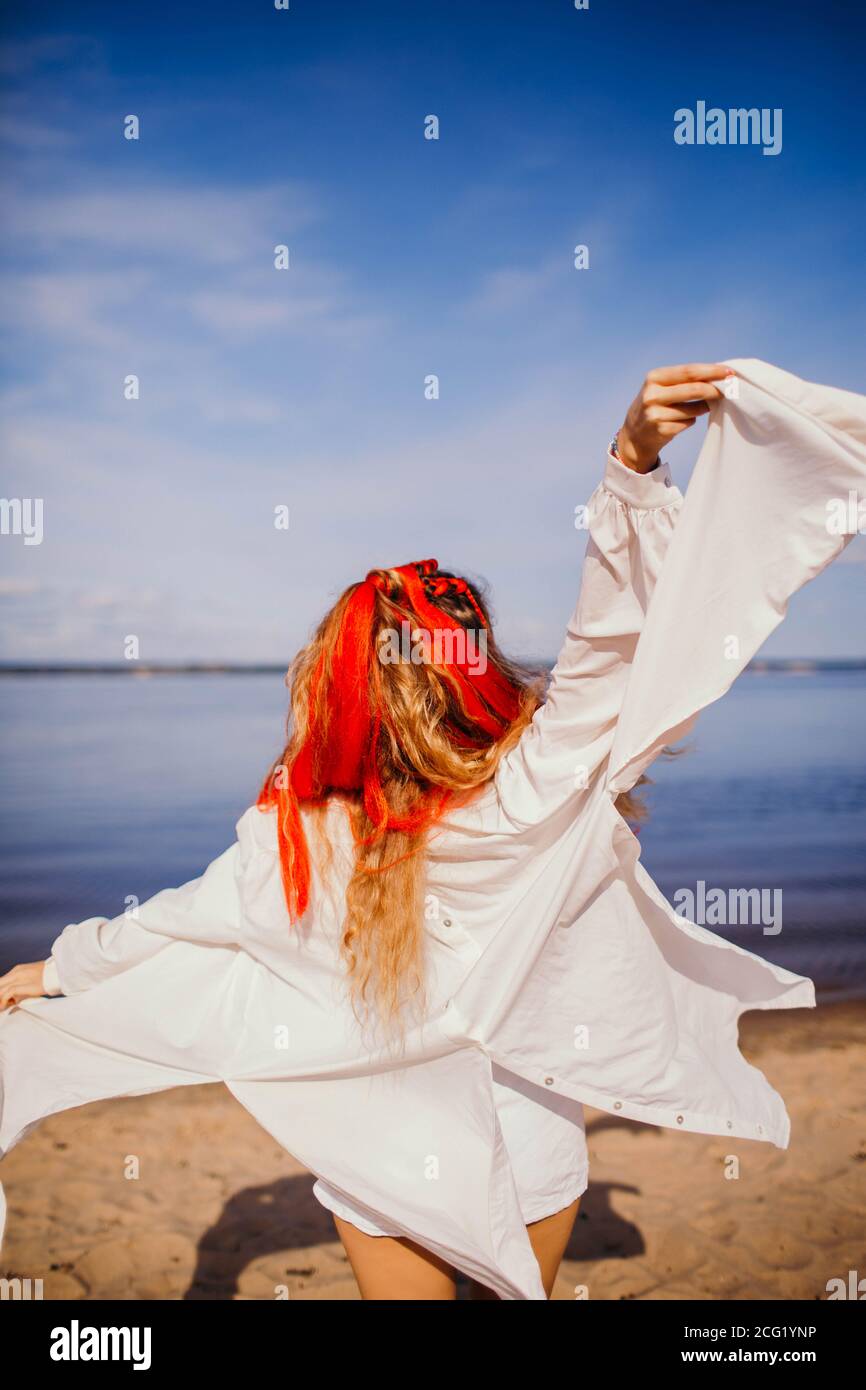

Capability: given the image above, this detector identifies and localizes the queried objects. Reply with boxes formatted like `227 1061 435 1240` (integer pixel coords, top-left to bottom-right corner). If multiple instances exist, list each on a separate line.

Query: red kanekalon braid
422 571 488 629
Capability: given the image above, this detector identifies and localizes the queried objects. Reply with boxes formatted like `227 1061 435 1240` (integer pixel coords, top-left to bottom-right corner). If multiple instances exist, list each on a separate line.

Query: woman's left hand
0 961 50 1010
616 362 732 473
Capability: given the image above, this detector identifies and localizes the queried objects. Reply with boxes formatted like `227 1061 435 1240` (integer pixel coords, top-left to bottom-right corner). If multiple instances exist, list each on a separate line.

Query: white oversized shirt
2 359 865 1299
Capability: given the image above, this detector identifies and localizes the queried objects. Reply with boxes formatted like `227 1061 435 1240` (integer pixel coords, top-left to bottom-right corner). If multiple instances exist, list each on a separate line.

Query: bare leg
333 1214 457 1300
469 1196 581 1300
334 1196 580 1300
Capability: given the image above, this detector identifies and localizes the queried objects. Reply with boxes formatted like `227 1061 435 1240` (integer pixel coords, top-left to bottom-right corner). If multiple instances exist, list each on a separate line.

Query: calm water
1 671 864 999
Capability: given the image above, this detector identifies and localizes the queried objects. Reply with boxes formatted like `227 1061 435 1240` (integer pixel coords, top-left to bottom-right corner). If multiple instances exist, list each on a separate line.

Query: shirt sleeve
42 955 62 996
49 840 243 996
607 358 866 797
494 447 684 821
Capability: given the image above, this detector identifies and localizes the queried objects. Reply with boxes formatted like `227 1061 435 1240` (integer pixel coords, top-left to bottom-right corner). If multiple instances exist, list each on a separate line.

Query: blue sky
1 0 864 661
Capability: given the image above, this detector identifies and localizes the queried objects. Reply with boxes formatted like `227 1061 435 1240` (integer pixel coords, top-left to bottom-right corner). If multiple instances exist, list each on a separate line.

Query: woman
2 359 864 1301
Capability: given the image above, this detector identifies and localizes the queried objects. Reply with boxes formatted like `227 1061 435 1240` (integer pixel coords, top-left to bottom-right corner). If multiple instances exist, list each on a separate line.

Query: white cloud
0 34 103 77
183 273 388 343
0 578 41 596
0 114 75 150
3 268 153 349
462 255 565 317
3 181 320 266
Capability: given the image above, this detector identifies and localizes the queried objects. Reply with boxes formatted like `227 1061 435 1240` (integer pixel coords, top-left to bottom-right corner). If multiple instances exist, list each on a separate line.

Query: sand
2 1001 864 1300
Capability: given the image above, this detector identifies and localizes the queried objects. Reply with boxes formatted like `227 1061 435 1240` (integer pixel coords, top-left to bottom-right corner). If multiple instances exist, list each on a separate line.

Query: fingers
645 363 731 387
646 400 712 421
648 382 725 407
0 965 36 1010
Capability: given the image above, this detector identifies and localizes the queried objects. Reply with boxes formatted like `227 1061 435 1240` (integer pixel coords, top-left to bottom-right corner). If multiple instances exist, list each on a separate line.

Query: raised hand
615 362 733 473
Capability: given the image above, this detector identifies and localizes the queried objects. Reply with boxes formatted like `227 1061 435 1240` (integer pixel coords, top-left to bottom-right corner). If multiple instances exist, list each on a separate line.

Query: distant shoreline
0 659 865 678
0 663 290 677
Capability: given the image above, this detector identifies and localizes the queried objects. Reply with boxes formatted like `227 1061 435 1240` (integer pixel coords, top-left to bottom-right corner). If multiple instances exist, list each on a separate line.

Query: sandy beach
2 1000 864 1301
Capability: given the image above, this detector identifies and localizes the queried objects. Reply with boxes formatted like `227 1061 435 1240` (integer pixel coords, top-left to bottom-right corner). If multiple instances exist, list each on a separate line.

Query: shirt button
442 918 452 928
676 1115 684 1124
544 1076 554 1086
727 1121 733 1129
613 1101 622 1111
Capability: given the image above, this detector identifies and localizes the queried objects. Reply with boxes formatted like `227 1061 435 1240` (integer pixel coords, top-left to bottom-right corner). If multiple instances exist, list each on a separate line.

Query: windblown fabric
1 359 864 1299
